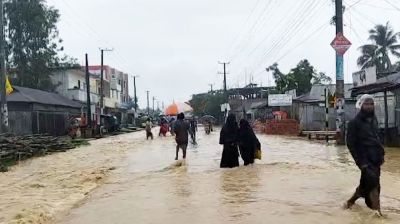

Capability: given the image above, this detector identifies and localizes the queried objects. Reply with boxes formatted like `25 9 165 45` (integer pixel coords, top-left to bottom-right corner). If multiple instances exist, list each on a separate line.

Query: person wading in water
173 113 191 160
238 119 261 166
345 94 385 216
219 114 239 168
145 118 153 140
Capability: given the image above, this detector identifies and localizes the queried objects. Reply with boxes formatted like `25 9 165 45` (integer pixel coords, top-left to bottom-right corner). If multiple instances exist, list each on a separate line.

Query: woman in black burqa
238 119 261 166
219 114 239 168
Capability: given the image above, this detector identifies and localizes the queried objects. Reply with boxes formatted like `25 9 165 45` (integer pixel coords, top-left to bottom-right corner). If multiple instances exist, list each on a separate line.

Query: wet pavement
56 128 400 224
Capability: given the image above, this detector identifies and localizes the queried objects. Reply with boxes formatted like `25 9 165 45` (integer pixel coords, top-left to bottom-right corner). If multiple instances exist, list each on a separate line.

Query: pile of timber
0 134 76 169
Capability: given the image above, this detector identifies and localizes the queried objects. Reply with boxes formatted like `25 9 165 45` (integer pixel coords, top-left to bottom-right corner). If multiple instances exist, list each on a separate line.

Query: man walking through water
345 94 385 216
174 113 190 160
189 117 198 144
145 118 153 140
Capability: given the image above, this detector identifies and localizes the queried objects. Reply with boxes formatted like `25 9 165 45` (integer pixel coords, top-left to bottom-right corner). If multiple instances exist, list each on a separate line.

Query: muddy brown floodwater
57 129 400 224
1 129 400 224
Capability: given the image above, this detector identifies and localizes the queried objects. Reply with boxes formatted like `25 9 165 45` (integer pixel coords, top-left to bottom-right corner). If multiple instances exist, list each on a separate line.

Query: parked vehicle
101 115 120 133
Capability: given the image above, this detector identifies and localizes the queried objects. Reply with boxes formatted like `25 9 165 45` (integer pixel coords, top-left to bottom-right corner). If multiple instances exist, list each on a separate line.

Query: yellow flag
6 76 13 95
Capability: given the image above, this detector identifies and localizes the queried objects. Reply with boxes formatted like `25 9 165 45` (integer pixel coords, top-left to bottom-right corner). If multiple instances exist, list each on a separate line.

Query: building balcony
67 89 100 104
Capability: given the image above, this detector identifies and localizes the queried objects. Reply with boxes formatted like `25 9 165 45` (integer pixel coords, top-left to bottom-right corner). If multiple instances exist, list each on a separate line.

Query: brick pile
264 119 299 136
252 120 265 133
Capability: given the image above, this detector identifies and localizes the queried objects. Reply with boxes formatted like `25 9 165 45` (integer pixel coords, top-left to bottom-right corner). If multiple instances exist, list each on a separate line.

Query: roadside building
293 84 355 131
8 86 81 136
351 71 400 146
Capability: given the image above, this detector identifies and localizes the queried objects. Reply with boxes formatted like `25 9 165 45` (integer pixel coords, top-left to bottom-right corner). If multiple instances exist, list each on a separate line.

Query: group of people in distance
145 112 260 167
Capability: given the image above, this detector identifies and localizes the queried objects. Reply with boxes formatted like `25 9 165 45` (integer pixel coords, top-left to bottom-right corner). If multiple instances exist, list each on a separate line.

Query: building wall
9 111 33 135
8 102 81 136
297 102 357 131
52 70 100 105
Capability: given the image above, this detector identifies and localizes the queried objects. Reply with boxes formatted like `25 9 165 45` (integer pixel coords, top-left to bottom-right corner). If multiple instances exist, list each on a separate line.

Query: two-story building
52 65 131 126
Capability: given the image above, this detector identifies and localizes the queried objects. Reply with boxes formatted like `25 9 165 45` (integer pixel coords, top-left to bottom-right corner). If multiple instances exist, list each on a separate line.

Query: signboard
268 94 292 107
331 32 352 55
220 103 230 112
352 66 377 87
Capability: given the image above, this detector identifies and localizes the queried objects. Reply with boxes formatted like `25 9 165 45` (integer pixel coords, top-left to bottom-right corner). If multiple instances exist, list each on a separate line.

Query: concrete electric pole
146 91 150 116
218 62 230 93
99 48 113 114
335 0 345 144
85 54 92 128
0 0 8 133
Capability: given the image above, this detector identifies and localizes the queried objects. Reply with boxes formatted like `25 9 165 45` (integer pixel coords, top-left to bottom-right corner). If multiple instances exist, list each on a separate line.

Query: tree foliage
357 22 400 73
267 59 331 95
5 0 72 91
189 92 226 122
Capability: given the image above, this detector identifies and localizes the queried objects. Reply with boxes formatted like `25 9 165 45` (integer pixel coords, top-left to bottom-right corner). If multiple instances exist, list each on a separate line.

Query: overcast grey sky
47 0 400 108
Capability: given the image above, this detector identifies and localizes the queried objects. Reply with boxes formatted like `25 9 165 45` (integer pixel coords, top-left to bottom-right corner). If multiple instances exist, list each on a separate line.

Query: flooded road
0 132 147 224
58 129 400 224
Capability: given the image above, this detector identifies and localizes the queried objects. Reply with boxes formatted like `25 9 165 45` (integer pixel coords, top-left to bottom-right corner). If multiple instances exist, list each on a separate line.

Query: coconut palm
357 22 400 73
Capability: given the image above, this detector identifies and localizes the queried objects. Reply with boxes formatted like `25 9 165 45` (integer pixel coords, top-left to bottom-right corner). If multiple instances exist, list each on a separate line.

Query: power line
226 0 263 60
383 0 400 12
57 0 137 75
229 0 277 62
346 0 363 10
274 20 331 64
232 0 316 81
251 0 326 73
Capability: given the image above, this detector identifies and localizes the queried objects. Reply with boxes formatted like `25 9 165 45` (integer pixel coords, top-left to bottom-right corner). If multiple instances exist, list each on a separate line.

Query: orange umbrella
165 102 193 116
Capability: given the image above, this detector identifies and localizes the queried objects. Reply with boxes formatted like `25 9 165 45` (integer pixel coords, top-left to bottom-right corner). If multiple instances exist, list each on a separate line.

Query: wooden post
384 91 389 145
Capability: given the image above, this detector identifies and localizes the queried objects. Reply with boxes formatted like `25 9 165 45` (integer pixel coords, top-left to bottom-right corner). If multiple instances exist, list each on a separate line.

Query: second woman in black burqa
219 114 239 168
238 119 261 166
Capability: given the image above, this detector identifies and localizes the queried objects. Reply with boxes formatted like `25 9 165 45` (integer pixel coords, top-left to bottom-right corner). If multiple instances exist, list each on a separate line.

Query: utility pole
209 83 214 93
152 96 156 115
0 0 8 133
157 101 160 111
335 0 345 144
85 54 92 129
99 48 113 114
146 91 150 116
218 61 230 93
132 75 139 112
325 87 329 144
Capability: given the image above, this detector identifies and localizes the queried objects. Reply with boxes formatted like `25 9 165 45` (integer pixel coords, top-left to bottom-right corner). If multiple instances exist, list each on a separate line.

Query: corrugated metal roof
351 72 400 96
8 86 82 108
294 84 354 103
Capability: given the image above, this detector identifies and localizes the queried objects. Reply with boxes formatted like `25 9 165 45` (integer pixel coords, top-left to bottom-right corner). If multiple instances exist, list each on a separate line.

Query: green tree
267 59 328 95
266 63 295 92
357 22 400 73
5 0 66 91
189 92 226 122
312 72 332 85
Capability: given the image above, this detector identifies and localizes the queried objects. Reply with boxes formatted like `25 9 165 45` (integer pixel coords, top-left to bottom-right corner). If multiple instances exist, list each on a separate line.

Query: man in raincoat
345 94 385 216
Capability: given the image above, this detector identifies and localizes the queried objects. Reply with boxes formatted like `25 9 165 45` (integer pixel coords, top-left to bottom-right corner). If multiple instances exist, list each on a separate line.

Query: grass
69 138 90 148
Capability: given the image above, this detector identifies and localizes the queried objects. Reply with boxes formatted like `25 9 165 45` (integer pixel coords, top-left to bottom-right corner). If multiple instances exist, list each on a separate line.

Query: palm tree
357 22 400 73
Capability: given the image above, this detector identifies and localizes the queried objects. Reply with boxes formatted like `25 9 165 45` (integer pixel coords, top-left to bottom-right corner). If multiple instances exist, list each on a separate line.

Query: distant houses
6 65 134 136
7 86 81 136
224 68 400 146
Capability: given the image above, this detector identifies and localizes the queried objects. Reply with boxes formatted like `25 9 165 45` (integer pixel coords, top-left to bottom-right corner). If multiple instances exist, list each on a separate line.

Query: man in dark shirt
189 118 198 144
345 94 385 216
173 113 191 160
